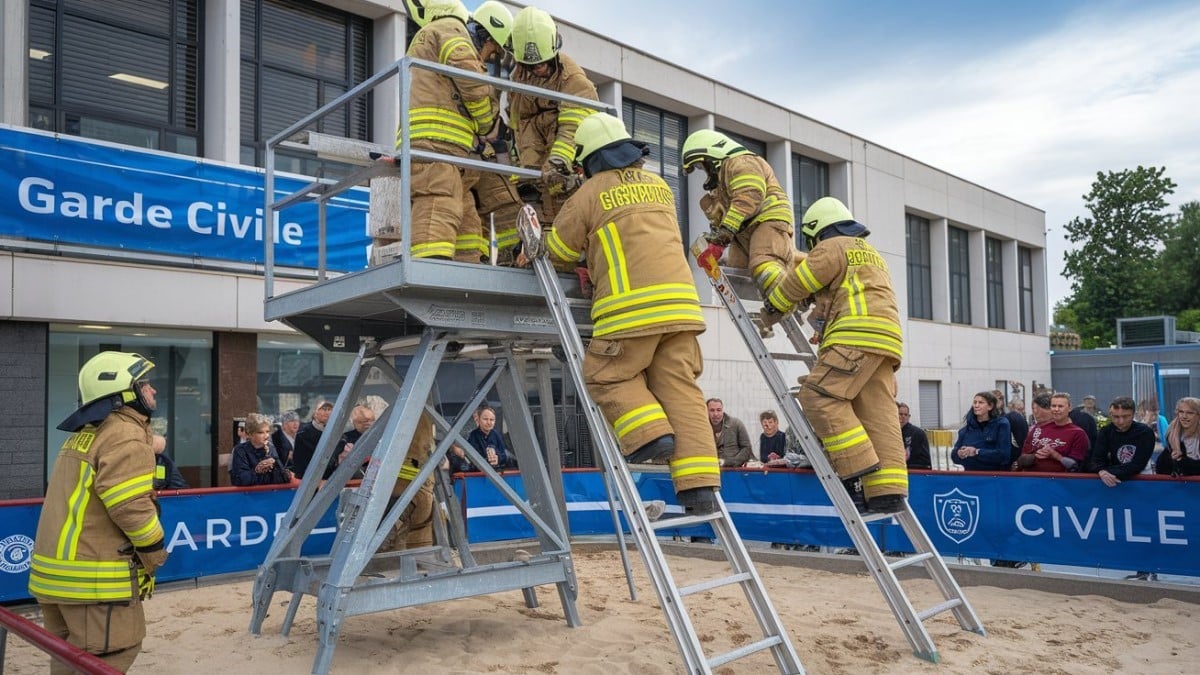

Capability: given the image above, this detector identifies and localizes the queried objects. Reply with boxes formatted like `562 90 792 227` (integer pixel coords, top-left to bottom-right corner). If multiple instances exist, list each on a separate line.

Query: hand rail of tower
260 56 618 299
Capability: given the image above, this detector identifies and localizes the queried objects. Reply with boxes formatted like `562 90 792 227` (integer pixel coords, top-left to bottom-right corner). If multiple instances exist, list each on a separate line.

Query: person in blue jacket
951 391 1013 471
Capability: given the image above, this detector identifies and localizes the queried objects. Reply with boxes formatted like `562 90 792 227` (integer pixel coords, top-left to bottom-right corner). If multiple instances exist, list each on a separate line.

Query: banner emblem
934 488 979 544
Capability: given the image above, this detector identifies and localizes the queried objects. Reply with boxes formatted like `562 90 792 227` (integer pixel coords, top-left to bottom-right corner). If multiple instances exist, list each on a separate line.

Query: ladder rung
861 511 898 524
917 598 963 622
889 551 934 571
707 635 784 669
678 572 752 597
650 512 721 530
767 352 814 362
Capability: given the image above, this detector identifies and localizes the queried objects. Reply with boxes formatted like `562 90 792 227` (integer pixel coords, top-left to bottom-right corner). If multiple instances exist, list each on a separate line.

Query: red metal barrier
0 605 122 674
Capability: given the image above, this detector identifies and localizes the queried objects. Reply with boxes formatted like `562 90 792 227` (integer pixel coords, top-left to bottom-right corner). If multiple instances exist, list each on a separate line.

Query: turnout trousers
724 219 797 296
583 330 721 493
798 345 909 500
42 602 144 674
381 411 437 550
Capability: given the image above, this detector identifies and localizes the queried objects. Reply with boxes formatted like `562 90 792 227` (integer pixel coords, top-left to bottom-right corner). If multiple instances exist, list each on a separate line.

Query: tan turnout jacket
509 53 598 169
404 17 494 154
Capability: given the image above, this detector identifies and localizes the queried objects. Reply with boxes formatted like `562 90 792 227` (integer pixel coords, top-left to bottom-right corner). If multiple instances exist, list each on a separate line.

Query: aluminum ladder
692 242 986 663
519 206 804 674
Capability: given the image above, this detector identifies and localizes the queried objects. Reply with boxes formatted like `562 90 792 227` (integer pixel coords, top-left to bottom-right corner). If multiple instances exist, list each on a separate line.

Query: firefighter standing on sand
29 352 169 673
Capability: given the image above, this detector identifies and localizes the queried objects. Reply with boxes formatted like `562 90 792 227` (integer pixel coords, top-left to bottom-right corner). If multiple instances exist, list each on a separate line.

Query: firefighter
530 112 722 512
401 0 496 260
507 7 599 226
683 129 797 297
762 197 908 514
29 352 169 673
457 0 524 263
381 411 438 550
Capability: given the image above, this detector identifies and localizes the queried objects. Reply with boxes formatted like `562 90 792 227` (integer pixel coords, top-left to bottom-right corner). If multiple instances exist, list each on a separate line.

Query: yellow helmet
574 113 630 165
801 197 855 243
681 129 747 173
472 1 513 47
511 7 561 65
406 0 467 27
78 351 155 406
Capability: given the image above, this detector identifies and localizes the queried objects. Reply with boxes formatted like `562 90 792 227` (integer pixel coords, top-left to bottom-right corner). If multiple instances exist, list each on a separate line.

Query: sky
494 0 1200 309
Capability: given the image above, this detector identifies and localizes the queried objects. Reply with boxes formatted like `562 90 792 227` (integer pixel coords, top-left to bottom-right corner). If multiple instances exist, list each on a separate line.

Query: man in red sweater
1017 392 1090 472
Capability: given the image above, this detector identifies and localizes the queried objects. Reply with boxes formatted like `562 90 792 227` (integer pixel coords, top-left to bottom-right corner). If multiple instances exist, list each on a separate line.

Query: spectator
1076 395 1109 427
950 392 1012 472
448 407 482 474
325 405 376 480
272 410 300 469
1010 398 1026 420
1086 396 1154 485
230 413 293 486
1138 398 1171 454
1029 393 1053 425
758 410 787 463
898 402 931 470
1155 397 1200 477
1067 404 1099 453
467 405 509 470
993 388 1029 465
1017 393 1089 472
152 434 189 490
292 400 333 479
708 398 752 467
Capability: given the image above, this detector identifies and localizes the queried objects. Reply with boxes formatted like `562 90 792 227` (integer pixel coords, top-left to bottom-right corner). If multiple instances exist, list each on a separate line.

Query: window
792 154 830 250
621 99 688 226
47 325 213 487
918 380 942 429
948 226 971 324
28 0 201 155
905 214 933 320
1019 246 1035 333
240 0 371 170
986 237 1005 329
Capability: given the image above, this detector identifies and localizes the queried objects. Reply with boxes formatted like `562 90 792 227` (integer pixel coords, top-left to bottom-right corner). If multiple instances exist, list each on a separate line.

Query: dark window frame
28 0 202 155
948 225 971 325
792 154 830 251
621 99 688 233
905 213 933 320
240 0 372 170
985 237 1005 329
1019 246 1035 333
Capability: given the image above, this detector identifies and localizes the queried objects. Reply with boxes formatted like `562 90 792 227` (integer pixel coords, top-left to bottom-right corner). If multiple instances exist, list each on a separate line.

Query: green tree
1061 166 1176 348
1159 200 1200 316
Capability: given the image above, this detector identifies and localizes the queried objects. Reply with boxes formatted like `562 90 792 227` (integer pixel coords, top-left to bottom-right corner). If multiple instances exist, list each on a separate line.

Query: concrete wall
0 321 47 498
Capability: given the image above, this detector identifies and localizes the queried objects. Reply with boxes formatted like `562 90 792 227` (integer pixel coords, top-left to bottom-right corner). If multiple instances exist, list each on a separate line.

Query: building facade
0 0 1050 499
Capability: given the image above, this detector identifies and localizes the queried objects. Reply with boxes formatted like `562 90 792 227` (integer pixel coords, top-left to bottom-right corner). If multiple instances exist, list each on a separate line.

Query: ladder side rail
894 510 986 634
323 333 447 588
434 467 476 568
531 358 569 529
529 253 710 674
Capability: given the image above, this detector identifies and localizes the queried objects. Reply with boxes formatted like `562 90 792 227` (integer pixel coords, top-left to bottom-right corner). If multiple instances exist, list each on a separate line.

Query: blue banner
459 470 1200 576
0 487 336 603
0 126 370 270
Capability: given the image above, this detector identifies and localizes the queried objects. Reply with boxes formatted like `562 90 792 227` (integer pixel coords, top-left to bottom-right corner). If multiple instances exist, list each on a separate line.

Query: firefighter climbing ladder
518 207 805 675
692 247 986 663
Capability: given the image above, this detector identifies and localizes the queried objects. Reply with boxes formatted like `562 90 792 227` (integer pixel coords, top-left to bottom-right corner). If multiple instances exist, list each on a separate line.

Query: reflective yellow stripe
592 282 700 316
545 228 581 262
412 241 456 258
462 96 494 132
766 285 796 313
823 333 904 359
751 195 794 224
821 425 868 453
495 228 520 249
720 209 747 232
408 107 476 149
843 273 866 316
792 260 823 294
99 473 154 509
556 106 590 125
753 261 784 291
863 468 909 489
155 465 166 480
828 316 902 337
550 140 575 162
670 455 721 479
597 223 631 294
613 404 667 440
125 516 163 548
56 462 94 560
729 174 766 193
455 233 489 255
398 464 421 481
438 36 472 65
593 305 706 336
29 555 136 603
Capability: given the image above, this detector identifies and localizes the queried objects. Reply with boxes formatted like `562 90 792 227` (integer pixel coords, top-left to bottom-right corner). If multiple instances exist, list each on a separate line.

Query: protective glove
696 243 726 280
136 545 169 575
543 157 583 196
699 191 726 226
758 303 786 333
139 572 156 600
703 226 735 247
